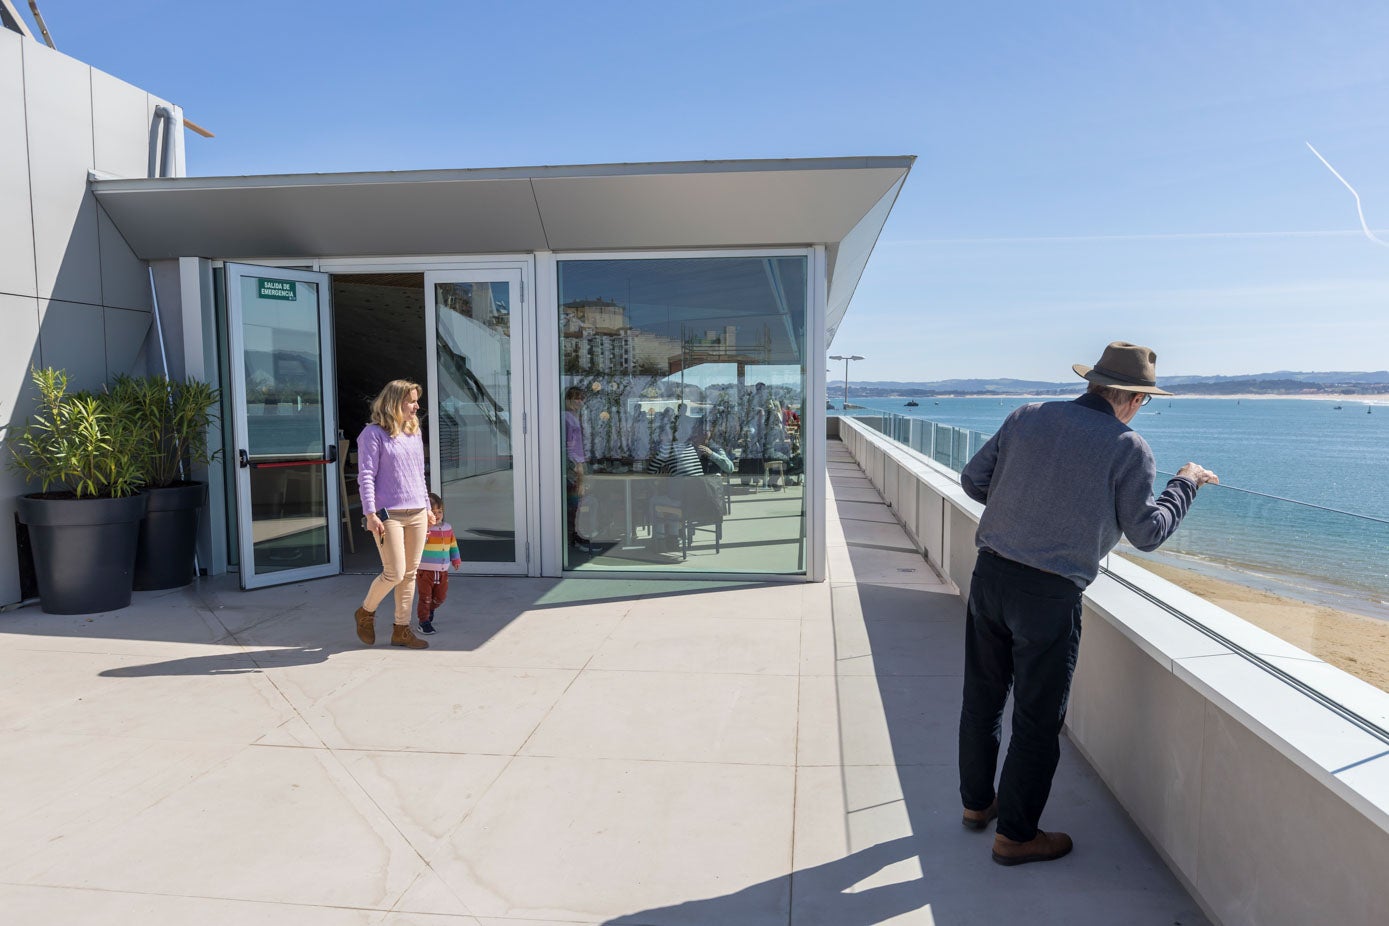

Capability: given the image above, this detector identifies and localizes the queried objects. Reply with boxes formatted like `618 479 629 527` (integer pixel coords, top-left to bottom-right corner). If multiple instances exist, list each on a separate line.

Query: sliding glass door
425 268 530 575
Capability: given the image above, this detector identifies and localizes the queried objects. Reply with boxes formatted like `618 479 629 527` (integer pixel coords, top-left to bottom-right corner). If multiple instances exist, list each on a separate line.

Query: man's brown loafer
961 798 998 831
991 829 1072 865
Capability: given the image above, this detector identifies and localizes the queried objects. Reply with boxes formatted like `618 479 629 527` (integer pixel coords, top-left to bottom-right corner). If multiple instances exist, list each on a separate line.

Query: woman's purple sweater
356 423 429 513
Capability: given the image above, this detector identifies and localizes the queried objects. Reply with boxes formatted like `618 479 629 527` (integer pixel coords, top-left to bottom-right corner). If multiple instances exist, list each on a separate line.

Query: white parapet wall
836 416 1389 926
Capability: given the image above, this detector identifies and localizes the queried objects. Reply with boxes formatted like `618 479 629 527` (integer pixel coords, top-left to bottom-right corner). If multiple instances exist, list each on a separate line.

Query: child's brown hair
428 492 443 510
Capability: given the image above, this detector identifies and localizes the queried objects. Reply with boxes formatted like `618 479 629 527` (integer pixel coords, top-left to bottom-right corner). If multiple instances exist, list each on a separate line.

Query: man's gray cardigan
960 393 1197 588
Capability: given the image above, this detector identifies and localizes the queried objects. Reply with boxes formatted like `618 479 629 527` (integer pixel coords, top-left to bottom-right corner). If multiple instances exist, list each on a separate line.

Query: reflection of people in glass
563 386 588 544
354 379 436 650
692 422 735 475
646 418 728 552
763 404 792 488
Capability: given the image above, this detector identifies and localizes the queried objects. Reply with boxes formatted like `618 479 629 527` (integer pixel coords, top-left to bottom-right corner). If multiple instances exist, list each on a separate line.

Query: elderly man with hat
956 342 1218 866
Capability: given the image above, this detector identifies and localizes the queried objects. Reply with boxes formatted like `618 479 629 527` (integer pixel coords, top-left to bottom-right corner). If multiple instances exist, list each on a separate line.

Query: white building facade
1 20 910 597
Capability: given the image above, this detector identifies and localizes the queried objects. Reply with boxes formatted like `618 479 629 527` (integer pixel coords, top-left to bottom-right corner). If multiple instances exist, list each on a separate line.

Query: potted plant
112 375 220 591
4 368 148 614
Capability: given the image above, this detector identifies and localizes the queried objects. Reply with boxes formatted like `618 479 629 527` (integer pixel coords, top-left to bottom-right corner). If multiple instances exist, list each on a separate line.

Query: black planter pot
134 481 208 591
16 493 148 615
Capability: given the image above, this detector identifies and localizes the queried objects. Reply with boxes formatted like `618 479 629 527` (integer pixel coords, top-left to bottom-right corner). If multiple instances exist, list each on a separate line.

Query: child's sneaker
419 620 436 635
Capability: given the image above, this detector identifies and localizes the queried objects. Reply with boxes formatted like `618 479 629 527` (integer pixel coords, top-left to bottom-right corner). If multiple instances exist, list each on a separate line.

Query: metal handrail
1155 470 1389 525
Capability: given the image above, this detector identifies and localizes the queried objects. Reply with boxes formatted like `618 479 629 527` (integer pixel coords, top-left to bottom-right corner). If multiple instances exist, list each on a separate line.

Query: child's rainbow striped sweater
419 521 462 572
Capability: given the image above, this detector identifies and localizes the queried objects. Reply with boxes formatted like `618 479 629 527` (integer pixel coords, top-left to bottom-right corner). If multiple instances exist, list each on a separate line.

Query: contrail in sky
1306 142 1389 250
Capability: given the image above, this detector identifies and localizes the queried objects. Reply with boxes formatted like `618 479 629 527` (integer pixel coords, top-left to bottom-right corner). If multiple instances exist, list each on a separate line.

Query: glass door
225 263 341 589
425 269 528 575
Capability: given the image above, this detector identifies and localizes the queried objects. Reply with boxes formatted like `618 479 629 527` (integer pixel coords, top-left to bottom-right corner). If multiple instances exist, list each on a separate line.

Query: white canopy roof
91 156 912 342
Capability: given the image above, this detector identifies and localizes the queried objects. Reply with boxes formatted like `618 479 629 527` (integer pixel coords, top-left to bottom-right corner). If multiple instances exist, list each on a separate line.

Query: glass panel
435 281 516 563
559 256 808 573
247 463 330 573
239 275 324 458
852 409 1389 695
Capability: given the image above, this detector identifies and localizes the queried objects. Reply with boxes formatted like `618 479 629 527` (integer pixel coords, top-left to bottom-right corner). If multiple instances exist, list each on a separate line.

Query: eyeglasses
1137 394 1153 406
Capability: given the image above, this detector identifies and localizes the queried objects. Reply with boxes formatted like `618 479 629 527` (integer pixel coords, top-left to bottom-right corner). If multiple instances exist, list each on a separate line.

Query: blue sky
24 0 1389 381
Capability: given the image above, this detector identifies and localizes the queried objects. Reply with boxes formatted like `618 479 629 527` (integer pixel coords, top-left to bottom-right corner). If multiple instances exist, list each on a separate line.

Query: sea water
844 396 1389 617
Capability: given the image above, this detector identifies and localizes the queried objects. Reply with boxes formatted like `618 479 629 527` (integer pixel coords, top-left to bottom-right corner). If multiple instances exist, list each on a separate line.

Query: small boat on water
1334 405 1343 410
904 400 919 407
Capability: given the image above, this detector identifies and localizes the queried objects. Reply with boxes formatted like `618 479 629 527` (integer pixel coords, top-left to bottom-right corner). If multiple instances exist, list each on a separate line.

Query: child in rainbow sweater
416 493 462 634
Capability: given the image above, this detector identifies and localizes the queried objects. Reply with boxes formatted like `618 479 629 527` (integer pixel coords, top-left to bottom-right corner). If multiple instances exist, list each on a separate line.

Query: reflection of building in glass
440 282 510 335
685 326 737 353
630 331 682 373
562 298 632 374
670 325 772 381
561 298 681 375
436 282 512 483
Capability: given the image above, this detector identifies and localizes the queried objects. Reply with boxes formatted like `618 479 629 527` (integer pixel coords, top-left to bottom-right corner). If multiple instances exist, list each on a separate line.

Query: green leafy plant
111 375 221 488
4 367 145 498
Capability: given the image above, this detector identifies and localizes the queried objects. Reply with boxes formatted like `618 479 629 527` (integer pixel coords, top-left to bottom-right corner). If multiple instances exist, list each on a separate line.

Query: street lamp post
828 354 863 409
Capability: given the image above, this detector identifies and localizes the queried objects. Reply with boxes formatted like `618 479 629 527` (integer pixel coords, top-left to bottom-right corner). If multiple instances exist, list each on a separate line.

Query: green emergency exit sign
257 278 298 300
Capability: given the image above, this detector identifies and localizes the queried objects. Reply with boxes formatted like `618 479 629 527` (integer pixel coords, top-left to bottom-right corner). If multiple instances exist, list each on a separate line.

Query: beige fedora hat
1072 342 1173 396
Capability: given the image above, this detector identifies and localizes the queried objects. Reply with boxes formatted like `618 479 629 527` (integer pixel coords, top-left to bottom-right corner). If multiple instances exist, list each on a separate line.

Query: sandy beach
1122 556 1389 692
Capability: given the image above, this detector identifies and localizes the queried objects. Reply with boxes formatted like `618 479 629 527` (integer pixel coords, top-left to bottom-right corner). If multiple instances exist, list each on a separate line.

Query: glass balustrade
838 410 1389 695
834 408 991 472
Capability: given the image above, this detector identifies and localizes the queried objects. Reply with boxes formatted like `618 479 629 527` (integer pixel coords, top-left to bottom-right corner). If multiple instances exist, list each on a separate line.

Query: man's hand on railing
1176 462 1220 488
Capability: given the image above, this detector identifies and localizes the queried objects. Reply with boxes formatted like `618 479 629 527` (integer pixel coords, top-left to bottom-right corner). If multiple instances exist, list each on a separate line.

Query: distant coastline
840 370 1389 401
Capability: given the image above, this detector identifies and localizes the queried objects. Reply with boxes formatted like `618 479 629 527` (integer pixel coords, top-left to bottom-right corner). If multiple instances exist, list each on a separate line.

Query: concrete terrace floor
0 441 1208 925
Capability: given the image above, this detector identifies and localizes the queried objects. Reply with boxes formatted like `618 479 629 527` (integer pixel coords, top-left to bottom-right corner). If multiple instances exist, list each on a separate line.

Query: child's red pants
416 570 449 621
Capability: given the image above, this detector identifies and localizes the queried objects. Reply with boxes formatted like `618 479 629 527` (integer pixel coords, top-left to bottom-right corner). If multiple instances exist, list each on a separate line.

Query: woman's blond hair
369 379 422 437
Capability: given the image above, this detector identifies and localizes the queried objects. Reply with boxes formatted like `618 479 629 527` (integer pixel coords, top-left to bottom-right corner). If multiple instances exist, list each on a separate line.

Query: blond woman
353 379 434 649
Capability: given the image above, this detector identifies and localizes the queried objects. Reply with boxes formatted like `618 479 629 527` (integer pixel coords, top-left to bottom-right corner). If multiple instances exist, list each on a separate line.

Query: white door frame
423 265 534 576
224 262 341 589
316 257 539 577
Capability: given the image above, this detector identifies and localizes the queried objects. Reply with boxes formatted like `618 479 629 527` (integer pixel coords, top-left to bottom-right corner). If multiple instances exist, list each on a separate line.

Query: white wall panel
104 305 152 377
91 71 155 311
97 208 151 311
1068 613 1206 876
1195 707 1389 926
918 485 943 568
91 70 152 179
39 300 106 390
23 43 100 305
0 29 36 299
0 292 43 606
0 463 29 604
0 292 42 431
946 506 977 593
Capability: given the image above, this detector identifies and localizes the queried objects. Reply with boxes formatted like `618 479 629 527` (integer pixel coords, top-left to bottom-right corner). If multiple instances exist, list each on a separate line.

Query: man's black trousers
958 549 1083 842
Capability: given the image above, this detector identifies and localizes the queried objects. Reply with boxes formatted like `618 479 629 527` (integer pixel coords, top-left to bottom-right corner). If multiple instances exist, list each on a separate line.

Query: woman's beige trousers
362 507 428 625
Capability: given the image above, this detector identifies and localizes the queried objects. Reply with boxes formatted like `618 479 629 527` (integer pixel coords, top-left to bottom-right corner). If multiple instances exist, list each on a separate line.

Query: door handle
238 449 249 468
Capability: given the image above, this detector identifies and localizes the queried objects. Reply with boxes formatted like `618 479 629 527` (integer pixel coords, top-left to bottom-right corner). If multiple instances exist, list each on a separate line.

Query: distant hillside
850 378 1066 394
845 371 1389 398
1160 371 1389 386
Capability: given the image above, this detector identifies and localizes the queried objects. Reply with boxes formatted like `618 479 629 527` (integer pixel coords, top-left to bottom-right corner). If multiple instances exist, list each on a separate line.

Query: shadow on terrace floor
689 440 1210 926
0 572 782 680
602 837 931 925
